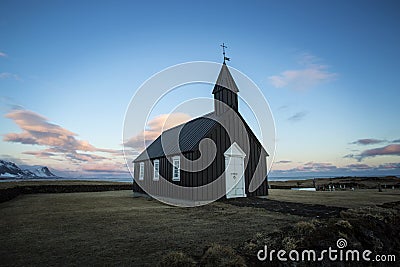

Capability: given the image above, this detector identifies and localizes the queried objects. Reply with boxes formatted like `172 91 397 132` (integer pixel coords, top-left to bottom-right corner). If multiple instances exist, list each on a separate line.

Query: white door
224 142 246 198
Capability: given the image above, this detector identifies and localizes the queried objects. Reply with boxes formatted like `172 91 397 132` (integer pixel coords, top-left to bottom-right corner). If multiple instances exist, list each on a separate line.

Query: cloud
268 53 337 90
271 162 340 176
278 105 289 111
4 132 37 145
23 151 56 158
344 144 400 161
4 109 94 150
82 163 129 174
281 161 380 173
103 149 125 156
268 68 335 90
275 160 292 164
3 108 119 163
351 138 385 145
274 162 339 173
124 113 192 151
288 111 307 122
0 72 20 80
345 163 370 170
376 163 400 170
0 154 27 166
271 160 400 177
360 144 400 159
66 152 106 162
0 52 6 57
302 162 338 171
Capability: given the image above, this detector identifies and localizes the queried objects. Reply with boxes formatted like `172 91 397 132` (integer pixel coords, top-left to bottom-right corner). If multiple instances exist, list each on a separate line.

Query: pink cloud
273 162 339 173
0 52 7 57
23 151 56 158
377 163 400 169
351 138 385 145
4 109 96 152
345 163 370 170
360 144 400 158
269 67 336 90
3 108 119 163
82 162 129 174
271 160 399 175
275 160 292 164
124 113 191 151
268 53 337 90
66 153 106 162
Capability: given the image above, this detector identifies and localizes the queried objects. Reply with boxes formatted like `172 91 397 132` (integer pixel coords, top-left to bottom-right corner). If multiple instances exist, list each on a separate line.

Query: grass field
0 180 131 190
269 189 400 208
0 190 302 266
269 176 400 189
1 186 399 266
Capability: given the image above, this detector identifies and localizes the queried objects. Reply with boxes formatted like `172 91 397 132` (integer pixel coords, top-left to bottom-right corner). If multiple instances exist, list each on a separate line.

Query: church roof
134 112 218 162
212 63 239 94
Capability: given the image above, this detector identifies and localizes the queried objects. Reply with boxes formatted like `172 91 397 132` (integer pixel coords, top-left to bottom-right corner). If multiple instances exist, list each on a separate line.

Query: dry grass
294 220 317 235
268 189 400 208
240 205 400 266
200 243 246 267
0 190 303 266
0 180 131 190
158 251 196 267
269 176 400 189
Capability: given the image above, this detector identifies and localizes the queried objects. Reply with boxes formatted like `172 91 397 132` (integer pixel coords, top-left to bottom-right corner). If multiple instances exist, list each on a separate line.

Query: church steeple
213 62 239 115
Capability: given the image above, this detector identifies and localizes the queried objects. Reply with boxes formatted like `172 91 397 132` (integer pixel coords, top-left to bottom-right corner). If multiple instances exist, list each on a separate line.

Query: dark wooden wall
214 86 238 115
133 112 269 201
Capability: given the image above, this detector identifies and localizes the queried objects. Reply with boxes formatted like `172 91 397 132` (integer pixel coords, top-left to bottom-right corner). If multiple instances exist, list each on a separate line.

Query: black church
133 59 269 202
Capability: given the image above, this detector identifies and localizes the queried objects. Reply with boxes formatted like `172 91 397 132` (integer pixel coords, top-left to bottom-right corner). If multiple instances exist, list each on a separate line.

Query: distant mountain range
0 159 58 179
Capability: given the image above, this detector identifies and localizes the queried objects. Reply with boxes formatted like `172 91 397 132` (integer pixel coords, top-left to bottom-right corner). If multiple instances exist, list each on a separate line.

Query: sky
0 0 399 178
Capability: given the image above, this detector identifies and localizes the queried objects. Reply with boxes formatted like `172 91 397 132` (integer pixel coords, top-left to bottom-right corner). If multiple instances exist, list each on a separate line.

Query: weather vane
220 43 230 64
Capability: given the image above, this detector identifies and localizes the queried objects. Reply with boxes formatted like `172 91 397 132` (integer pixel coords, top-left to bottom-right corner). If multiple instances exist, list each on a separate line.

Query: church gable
224 142 246 157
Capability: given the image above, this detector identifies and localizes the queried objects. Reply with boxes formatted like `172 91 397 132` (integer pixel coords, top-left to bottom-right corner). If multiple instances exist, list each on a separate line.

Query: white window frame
139 162 144 180
153 159 160 181
172 156 180 181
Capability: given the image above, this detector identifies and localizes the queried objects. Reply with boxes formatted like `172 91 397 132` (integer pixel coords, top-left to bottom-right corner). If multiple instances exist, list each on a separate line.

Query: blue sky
0 0 399 177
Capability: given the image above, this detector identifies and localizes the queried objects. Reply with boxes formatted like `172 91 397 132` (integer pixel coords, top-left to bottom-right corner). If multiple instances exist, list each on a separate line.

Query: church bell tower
213 44 239 115
213 62 239 115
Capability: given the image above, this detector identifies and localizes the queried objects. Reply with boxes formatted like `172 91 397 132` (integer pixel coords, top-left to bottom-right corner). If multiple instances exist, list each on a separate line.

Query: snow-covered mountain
32 167 57 177
0 160 58 179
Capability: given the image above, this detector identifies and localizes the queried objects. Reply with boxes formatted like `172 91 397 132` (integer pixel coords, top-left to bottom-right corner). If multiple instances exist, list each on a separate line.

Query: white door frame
224 142 246 198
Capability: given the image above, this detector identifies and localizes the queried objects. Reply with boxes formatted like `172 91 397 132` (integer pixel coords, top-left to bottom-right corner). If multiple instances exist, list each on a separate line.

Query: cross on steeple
220 43 230 64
